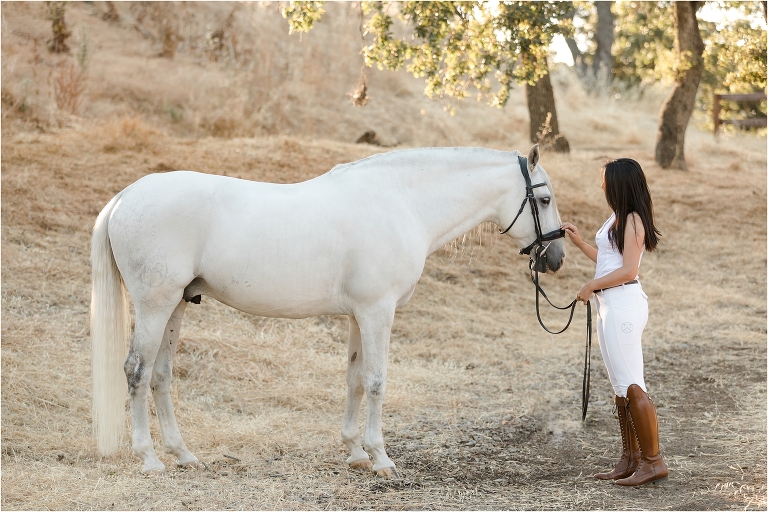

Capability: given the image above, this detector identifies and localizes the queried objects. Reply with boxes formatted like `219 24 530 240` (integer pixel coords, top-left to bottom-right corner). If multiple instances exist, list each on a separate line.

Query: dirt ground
2 118 766 510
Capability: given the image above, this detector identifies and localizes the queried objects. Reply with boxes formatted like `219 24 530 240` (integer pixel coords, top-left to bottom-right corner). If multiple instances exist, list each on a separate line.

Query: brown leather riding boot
615 384 669 486
594 395 640 480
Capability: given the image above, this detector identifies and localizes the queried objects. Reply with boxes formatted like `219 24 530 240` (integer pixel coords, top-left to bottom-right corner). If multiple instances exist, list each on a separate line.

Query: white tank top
594 213 642 280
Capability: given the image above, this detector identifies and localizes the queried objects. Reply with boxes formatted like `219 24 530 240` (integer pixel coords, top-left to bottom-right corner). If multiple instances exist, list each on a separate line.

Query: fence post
713 93 721 136
712 92 767 135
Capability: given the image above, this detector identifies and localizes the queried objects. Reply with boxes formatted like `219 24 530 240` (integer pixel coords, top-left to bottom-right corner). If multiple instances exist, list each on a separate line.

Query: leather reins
500 155 593 421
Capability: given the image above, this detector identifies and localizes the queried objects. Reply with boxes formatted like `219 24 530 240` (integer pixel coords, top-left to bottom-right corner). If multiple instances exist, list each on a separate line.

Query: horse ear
527 144 540 173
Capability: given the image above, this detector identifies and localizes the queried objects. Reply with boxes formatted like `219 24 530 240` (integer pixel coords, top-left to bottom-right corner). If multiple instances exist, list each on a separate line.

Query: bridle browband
501 155 593 422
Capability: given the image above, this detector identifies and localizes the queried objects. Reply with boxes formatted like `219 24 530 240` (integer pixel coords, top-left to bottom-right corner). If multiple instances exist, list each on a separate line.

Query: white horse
91 144 565 477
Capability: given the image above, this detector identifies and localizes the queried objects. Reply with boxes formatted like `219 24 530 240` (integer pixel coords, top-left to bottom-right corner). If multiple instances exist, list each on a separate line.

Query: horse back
107 171 427 317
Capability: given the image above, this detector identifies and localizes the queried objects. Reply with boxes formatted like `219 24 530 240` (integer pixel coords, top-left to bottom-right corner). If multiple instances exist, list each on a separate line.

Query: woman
562 158 667 486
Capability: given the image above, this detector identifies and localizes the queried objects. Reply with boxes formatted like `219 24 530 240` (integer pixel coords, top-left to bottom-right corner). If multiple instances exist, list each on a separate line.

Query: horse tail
91 191 130 455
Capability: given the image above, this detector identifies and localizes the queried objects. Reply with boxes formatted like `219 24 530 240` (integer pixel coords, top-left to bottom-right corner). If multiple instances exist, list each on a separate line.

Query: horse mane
328 147 520 176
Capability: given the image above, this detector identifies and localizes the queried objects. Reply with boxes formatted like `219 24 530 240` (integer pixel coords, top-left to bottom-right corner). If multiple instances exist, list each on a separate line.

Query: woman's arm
576 213 645 304
562 222 598 263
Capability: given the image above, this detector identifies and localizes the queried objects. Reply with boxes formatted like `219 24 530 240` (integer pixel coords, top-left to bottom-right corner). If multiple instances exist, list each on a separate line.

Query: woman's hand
562 222 583 246
576 281 595 305
563 221 598 263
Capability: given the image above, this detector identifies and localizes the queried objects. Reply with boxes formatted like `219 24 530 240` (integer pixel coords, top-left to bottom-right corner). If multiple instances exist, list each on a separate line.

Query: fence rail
713 92 767 134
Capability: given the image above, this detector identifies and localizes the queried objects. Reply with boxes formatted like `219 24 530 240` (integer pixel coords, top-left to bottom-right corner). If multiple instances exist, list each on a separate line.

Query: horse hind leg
124 301 179 474
341 316 372 471
150 300 201 468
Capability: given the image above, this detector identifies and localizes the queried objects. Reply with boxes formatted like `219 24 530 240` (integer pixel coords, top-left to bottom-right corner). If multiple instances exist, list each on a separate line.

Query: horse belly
197 231 348 318
201 276 345 318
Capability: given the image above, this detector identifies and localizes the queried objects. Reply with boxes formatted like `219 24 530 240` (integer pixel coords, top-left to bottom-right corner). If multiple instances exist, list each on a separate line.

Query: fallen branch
124 16 153 40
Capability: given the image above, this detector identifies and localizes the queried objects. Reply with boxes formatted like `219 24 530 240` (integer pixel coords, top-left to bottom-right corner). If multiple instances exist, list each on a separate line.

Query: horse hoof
141 464 166 475
349 459 373 472
177 459 204 470
374 466 399 479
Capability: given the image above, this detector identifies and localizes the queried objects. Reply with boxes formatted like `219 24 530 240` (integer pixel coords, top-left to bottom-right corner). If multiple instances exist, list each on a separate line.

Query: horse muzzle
520 225 566 273
527 238 565 274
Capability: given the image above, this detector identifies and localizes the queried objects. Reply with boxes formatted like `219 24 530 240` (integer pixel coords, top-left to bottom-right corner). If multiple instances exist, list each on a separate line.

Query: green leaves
614 1 767 94
361 1 573 108
362 4 411 71
700 16 767 124
702 18 767 93
282 1 326 34
612 1 676 88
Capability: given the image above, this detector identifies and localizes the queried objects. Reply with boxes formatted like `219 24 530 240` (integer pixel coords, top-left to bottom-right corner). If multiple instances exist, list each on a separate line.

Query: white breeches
594 283 649 398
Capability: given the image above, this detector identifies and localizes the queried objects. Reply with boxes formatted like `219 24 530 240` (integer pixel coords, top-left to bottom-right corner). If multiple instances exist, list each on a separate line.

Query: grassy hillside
2 2 675 149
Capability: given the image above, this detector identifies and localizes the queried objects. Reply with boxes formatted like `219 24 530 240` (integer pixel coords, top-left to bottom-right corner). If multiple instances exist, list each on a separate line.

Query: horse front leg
150 300 201 468
356 305 398 478
341 316 372 471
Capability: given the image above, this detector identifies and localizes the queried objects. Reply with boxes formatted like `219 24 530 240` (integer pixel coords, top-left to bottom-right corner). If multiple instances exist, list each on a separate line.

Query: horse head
501 144 566 273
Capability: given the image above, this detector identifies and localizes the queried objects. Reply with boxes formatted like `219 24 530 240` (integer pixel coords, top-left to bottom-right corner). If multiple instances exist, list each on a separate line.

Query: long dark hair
603 158 661 254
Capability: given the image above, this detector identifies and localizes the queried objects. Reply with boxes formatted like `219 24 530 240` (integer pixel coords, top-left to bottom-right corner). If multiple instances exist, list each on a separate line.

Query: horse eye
541 197 551 206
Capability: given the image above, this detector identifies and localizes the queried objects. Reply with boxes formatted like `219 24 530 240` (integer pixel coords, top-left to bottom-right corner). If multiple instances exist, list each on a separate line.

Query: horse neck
393 148 521 255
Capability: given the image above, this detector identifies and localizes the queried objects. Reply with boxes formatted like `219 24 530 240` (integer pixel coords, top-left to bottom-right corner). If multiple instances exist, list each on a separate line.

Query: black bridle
499 156 566 255
501 155 593 421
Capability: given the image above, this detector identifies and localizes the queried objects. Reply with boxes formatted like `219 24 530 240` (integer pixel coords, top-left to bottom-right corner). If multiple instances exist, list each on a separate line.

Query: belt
597 279 638 293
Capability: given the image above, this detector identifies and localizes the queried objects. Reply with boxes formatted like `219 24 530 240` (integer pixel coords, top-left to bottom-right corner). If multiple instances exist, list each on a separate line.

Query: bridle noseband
500 155 592 422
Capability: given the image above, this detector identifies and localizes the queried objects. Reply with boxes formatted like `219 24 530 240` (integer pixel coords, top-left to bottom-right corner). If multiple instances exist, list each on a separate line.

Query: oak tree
284 1 574 152
614 1 765 168
565 1 616 93
654 1 705 170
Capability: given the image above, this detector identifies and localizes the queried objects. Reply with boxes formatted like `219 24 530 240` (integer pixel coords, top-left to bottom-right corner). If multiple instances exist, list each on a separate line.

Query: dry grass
2 2 767 511
2 120 765 510
51 61 86 115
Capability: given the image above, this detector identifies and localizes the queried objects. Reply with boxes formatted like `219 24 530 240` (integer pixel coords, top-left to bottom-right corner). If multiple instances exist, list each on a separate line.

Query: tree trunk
526 60 570 153
592 2 615 91
103 2 120 23
655 2 705 170
565 36 587 79
46 1 71 54
564 6 587 79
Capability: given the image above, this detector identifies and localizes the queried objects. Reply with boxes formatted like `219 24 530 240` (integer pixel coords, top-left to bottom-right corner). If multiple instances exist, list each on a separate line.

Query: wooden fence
713 92 767 134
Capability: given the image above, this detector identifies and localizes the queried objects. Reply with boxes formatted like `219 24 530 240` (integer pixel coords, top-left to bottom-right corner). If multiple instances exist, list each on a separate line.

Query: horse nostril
547 254 565 273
